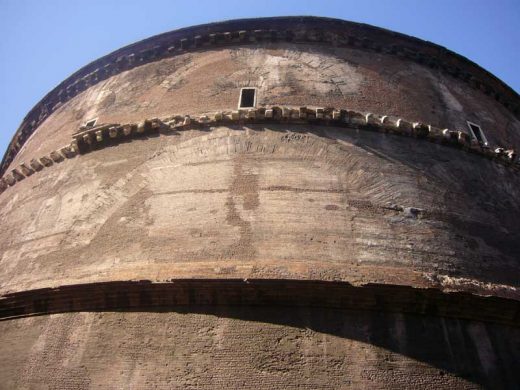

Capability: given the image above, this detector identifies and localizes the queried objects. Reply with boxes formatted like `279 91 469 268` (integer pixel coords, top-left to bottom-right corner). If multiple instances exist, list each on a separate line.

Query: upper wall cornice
2 16 519 175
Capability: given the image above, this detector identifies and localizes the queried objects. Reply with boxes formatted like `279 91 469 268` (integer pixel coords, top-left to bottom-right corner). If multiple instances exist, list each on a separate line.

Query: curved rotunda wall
0 18 518 296
2 16 520 175
6 42 520 170
0 121 519 298
0 16 519 389
0 308 519 389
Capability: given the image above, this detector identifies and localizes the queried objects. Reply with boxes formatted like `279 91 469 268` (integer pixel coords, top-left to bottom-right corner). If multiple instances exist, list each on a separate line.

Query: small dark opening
469 123 484 144
239 88 256 108
85 119 97 128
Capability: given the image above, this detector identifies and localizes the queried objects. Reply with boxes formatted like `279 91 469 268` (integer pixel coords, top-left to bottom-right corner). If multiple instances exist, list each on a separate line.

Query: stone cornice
1 105 517 196
0 279 518 326
2 16 519 176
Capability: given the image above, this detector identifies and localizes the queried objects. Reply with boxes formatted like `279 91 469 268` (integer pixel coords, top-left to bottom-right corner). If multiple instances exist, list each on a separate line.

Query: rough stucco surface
1 18 519 390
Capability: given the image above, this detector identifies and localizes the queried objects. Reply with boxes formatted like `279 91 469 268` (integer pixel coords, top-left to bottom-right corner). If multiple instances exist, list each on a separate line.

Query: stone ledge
0 279 518 326
1 105 518 197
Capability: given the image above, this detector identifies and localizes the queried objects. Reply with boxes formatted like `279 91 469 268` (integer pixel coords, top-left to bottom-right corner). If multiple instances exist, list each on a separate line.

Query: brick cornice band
1 105 518 196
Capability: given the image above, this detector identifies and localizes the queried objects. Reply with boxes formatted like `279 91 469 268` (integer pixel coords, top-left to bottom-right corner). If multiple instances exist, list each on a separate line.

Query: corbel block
29 159 44 171
49 151 64 163
19 163 34 176
413 122 429 138
11 168 25 182
39 156 53 167
397 119 413 136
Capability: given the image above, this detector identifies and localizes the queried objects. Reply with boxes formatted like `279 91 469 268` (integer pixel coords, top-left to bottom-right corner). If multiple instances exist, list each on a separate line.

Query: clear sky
1 0 519 157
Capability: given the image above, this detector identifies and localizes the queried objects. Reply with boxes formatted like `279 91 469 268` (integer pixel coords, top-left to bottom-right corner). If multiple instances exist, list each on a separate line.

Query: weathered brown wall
1 126 519 295
0 17 519 389
8 43 520 171
3 16 519 175
1 307 519 389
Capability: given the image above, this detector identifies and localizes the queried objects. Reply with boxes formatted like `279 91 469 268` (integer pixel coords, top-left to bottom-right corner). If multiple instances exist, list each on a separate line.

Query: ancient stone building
0 16 519 389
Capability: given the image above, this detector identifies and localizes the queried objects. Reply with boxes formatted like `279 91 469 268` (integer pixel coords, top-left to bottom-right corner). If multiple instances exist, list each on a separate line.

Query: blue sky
1 0 519 157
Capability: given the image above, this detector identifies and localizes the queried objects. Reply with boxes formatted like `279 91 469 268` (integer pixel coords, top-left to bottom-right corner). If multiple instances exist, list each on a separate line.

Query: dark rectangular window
239 88 256 108
85 119 97 128
467 122 487 146
469 124 483 143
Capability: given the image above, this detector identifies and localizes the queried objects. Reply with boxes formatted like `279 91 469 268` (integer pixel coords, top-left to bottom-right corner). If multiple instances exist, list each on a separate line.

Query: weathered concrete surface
1 126 519 297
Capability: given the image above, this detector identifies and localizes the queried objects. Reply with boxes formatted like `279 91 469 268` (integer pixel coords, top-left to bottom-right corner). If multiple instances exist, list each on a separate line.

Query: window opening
467 121 488 146
238 88 256 108
85 118 97 128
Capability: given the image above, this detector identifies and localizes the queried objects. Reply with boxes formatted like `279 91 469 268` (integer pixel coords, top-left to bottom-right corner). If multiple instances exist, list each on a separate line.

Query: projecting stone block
122 124 134 136
95 130 103 142
347 111 365 126
365 113 383 129
290 109 300 119
494 148 516 164
256 108 267 119
271 107 282 119
11 168 25 182
70 140 79 153
381 116 399 133
397 119 413 136
0 178 8 192
440 129 458 143
3 173 16 186
264 109 273 118
108 126 119 138
49 151 64 163
198 115 210 124
150 119 162 130
82 133 93 145
457 131 471 147
19 163 34 176
426 126 444 142
39 156 53 167
29 159 44 171
137 119 152 133
60 145 77 158
505 149 516 161
413 122 429 138
223 112 233 121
